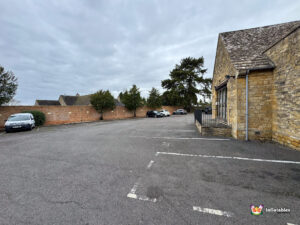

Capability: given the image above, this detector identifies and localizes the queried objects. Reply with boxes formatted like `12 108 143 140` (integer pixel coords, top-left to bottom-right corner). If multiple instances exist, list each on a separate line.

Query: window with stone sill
217 86 227 121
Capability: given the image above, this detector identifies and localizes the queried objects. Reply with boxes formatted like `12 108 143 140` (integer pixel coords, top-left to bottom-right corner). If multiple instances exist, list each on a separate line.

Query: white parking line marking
193 206 234 217
287 223 298 225
147 160 154 169
127 193 157 202
127 159 158 203
157 152 300 165
130 182 139 194
136 129 196 132
162 141 170 147
130 136 230 141
127 181 157 202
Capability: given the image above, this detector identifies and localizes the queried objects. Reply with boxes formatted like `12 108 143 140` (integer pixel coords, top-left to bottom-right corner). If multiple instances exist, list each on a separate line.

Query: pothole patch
146 186 164 199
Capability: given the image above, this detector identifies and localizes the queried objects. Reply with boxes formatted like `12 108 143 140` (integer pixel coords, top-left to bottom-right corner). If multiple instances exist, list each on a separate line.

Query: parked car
159 109 170 117
203 106 212 114
172 109 187 115
4 113 35 133
146 110 163 118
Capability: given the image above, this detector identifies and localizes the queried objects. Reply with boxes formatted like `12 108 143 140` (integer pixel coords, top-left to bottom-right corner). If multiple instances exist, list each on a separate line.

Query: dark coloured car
204 106 212 114
146 111 163 118
172 109 187 115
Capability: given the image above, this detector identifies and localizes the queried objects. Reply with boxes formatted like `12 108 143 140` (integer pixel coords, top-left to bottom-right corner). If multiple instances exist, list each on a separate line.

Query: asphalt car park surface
0 114 299 225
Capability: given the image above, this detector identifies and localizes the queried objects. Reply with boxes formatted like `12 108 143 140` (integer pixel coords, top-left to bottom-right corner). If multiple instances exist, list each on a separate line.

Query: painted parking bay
127 150 300 224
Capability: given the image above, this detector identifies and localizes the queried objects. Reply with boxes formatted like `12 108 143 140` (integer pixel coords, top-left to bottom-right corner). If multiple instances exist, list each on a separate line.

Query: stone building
212 20 300 150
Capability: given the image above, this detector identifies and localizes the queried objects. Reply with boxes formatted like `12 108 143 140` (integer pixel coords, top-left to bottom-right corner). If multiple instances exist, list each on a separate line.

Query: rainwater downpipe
245 70 249 141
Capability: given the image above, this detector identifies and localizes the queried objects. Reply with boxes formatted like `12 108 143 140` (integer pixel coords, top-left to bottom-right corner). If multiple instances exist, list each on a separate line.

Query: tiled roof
36 100 61 105
220 20 300 70
60 95 90 105
60 95 79 105
60 95 124 106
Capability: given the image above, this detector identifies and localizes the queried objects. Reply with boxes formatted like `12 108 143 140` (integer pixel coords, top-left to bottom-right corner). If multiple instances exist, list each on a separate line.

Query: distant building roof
220 20 300 71
35 100 61 106
114 98 125 107
59 94 124 106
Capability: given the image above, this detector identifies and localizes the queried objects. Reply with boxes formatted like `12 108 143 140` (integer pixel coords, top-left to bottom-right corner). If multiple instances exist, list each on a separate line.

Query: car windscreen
7 115 31 121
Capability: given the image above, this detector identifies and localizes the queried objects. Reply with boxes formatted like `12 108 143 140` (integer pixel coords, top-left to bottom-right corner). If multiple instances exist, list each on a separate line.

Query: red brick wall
0 106 181 128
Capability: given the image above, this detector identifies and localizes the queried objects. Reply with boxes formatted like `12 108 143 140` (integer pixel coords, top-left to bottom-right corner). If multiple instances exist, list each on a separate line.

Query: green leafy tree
0 66 18 106
161 90 184 106
147 87 162 109
90 90 115 120
161 57 212 111
198 99 211 109
122 84 143 117
118 92 124 102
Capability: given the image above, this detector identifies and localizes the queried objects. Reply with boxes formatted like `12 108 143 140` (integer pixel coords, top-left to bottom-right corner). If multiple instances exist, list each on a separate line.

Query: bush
22 110 46 126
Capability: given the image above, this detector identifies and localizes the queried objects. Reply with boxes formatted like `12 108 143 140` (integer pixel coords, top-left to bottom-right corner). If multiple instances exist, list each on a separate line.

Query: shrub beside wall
22 110 46 126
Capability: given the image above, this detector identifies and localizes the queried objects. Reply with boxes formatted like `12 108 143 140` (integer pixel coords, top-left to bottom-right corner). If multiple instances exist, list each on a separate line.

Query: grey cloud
0 0 299 104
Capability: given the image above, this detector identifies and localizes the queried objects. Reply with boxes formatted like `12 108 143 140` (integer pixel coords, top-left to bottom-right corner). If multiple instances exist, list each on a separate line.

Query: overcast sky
0 0 299 105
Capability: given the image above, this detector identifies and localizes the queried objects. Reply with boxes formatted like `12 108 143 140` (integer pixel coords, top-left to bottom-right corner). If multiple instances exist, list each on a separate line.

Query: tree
118 92 124 102
3 98 21 106
0 66 18 106
161 57 212 111
122 84 143 117
147 88 162 109
198 99 211 109
161 90 184 106
90 90 115 120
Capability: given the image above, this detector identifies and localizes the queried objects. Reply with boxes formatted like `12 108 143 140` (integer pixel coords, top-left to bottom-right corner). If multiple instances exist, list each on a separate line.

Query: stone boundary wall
0 105 180 128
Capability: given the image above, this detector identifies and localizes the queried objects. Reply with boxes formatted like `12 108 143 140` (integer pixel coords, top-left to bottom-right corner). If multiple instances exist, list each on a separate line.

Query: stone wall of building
211 28 300 150
236 70 274 141
212 36 238 137
265 28 300 150
0 105 180 129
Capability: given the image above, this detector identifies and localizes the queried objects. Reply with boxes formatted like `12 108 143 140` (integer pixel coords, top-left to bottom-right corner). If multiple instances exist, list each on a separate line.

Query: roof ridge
220 20 300 35
262 24 300 53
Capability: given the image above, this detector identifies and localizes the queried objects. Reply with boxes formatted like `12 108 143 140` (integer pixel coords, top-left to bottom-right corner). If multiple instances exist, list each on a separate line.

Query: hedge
22 110 46 126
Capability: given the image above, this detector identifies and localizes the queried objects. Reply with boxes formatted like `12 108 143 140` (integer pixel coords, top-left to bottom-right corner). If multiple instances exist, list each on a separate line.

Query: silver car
159 109 171 117
5 113 35 132
172 109 187 115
